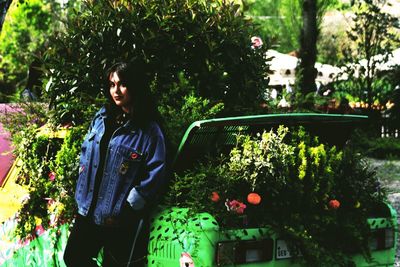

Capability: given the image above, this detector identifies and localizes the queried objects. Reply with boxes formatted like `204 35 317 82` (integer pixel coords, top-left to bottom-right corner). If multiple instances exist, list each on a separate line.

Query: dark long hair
105 61 161 127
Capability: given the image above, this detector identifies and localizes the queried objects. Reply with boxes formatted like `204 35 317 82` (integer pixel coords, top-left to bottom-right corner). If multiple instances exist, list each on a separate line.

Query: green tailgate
148 205 397 267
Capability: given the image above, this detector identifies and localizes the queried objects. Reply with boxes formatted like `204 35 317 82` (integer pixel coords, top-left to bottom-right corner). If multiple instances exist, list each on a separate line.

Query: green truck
147 113 398 267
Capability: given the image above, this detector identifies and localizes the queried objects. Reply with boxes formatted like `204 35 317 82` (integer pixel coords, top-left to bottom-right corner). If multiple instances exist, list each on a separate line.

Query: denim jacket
75 107 166 225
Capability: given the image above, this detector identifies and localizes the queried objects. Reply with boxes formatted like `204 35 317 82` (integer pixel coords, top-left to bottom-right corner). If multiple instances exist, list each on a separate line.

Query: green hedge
43 0 269 137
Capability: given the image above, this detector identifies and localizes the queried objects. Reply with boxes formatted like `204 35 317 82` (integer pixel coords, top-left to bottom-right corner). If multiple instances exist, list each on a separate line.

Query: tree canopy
43 0 269 146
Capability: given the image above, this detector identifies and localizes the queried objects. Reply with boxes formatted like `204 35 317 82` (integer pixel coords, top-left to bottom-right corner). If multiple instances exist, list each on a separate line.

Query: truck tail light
216 239 273 266
369 228 394 251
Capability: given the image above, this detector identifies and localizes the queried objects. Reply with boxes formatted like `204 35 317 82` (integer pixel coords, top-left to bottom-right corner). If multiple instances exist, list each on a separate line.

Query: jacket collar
98 106 137 132
99 106 107 118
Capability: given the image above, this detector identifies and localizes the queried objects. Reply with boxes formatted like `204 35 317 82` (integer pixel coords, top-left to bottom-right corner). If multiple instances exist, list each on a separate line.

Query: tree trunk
0 0 13 33
298 0 318 96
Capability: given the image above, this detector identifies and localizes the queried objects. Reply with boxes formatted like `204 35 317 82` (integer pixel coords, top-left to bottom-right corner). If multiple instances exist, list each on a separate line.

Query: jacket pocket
110 146 144 217
115 145 143 181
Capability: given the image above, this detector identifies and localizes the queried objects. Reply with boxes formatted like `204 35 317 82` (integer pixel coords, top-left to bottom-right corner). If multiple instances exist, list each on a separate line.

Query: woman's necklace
116 112 129 126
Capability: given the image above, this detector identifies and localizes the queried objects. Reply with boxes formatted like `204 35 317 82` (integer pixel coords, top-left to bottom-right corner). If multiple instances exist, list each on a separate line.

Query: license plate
276 240 293 259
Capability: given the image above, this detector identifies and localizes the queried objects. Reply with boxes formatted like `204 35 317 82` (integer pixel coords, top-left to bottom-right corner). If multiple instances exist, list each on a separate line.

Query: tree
0 0 59 99
0 0 79 101
0 0 13 32
297 1 337 91
243 0 302 53
43 0 270 147
317 1 352 65
297 0 318 99
342 0 399 109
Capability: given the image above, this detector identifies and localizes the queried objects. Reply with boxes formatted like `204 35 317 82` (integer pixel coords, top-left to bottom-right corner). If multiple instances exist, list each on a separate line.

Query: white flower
251 36 263 49
278 97 290 108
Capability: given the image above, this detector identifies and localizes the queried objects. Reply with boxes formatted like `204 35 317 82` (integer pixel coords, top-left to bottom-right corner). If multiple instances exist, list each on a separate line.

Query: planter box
148 113 398 267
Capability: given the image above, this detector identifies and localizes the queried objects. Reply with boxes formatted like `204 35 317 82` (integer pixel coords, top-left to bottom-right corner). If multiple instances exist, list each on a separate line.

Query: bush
333 74 396 107
165 126 386 266
0 103 48 141
15 127 85 238
43 0 269 145
0 103 85 237
351 132 400 159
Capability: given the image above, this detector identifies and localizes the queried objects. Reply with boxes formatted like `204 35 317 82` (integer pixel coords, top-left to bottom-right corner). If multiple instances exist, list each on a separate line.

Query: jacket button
105 217 116 226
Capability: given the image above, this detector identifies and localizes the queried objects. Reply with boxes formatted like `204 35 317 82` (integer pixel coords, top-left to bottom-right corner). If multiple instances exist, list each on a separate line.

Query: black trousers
63 207 149 267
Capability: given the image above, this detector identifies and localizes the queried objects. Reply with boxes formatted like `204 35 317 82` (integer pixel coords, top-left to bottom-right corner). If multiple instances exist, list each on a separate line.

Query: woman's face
109 72 131 113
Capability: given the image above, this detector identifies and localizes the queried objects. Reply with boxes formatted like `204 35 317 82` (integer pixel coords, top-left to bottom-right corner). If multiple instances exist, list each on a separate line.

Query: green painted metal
0 223 105 267
148 203 397 267
1 224 70 267
147 207 219 266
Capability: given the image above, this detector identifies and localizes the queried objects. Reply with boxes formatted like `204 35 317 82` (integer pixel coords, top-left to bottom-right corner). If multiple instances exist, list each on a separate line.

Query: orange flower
328 199 340 209
211 192 220 202
247 192 262 205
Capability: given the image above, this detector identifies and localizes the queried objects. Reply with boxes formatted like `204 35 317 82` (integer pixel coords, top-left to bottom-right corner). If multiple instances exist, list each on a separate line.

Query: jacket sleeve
126 133 167 210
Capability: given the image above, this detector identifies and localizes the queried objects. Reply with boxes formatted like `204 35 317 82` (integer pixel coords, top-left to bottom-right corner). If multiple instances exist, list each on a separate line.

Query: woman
64 62 167 267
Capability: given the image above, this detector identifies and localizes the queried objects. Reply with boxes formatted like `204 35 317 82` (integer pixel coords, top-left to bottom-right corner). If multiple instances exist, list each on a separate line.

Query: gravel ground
388 193 400 266
370 158 400 266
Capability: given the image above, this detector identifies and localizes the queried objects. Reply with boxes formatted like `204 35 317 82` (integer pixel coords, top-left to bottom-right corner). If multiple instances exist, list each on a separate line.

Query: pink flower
180 252 195 267
48 171 56 181
18 235 33 247
44 197 55 206
35 225 45 236
225 199 247 214
251 36 263 49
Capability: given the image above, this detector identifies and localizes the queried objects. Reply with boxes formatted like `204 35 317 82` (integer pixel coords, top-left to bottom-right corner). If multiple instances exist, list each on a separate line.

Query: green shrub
0 102 48 138
165 126 386 266
333 75 396 106
350 129 400 159
157 72 225 148
361 137 400 159
43 0 269 144
0 103 85 237
15 127 85 238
